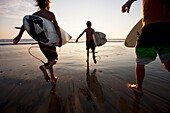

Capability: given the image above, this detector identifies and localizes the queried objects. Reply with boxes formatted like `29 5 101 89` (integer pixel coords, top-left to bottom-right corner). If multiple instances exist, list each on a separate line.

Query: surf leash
95 55 101 62
28 46 59 65
28 46 46 64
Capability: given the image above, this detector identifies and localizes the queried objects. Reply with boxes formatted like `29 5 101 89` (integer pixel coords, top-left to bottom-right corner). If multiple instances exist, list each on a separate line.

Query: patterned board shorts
136 22 170 65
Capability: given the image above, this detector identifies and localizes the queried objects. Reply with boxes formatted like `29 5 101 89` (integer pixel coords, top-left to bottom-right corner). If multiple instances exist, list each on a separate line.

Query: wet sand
0 42 170 113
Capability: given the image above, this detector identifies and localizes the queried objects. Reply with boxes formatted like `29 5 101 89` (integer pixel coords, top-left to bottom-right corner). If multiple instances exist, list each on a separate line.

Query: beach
0 42 170 113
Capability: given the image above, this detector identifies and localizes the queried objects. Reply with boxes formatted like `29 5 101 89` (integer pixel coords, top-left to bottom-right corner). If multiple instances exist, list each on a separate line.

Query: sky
0 0 142 39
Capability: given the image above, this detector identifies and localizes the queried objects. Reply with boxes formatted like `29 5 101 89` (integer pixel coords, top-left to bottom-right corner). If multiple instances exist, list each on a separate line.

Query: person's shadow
119 93 142 113
86 64 104 105
132 93 142 113
48 84 62 113
79 63 105 112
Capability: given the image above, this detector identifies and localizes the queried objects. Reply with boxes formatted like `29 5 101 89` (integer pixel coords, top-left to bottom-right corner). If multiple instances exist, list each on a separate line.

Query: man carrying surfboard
13 0 62 84
122 0 170 95
76 21 97 64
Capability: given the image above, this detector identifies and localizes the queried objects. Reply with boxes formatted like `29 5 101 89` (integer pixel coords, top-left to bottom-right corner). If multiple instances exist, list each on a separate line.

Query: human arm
13 25 25 44
121 0 137 13
76 30 85 43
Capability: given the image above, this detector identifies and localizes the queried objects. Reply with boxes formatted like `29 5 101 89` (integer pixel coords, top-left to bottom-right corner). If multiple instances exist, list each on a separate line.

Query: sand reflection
78 63 105 113
48 84 62 113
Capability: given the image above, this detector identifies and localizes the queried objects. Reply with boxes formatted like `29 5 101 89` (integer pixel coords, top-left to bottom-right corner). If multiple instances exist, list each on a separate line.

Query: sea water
0 38 124 45
0 39 37 45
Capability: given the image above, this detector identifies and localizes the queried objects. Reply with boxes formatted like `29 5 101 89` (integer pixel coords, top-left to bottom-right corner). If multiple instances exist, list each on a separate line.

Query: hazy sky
0 0 142 39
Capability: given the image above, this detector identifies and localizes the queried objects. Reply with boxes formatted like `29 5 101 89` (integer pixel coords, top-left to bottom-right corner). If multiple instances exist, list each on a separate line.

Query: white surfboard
93 32 107 46
125 19 142 47
23 15 72 47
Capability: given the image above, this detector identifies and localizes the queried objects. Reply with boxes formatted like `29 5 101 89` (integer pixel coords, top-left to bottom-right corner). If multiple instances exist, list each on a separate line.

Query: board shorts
136 22 170 65
39 42 58 61
86 40 95 50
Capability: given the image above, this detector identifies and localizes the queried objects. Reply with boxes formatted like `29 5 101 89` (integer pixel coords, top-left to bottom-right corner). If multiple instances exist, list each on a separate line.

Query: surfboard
124 19 142 47
93 32 107 46
23 15 72 47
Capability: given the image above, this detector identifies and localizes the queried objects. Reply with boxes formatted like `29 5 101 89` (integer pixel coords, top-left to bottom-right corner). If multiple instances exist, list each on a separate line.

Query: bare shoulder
49 11 56 19
32 11 39 15
91 28 95 32
32 10 55 21
47 10 55 16
86 28 94 32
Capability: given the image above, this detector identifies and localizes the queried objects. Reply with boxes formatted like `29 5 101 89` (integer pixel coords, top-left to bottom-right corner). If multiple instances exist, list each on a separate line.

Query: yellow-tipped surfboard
125 19 142 48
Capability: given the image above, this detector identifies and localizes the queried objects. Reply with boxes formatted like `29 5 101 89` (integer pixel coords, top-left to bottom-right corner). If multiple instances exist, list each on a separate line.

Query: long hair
34 0 50 10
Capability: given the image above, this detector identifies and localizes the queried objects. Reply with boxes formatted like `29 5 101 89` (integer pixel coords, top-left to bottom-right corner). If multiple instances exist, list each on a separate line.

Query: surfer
121 0 170 95
13 0 62 84
76 21 97 64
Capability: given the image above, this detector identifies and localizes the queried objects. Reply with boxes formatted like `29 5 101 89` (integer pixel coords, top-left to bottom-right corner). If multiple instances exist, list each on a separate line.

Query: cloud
0 0 36 19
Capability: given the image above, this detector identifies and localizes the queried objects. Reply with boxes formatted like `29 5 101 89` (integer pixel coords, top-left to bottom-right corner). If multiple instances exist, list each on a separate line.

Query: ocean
0 39 36 45
0 38 124 45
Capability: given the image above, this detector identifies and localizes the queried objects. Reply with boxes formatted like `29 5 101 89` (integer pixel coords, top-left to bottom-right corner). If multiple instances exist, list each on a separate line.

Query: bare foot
86 59 89 64
128 84 143 95
94 59 97 64
51 76 58 85
40 65 50 82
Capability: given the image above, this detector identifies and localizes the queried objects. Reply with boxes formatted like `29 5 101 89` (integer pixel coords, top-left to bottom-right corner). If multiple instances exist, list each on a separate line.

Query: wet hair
86 21 92 27
35 0 50 10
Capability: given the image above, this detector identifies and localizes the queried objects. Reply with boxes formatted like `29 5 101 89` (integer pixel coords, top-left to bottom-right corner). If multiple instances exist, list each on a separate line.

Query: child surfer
13 0 62 84
76 21 97 64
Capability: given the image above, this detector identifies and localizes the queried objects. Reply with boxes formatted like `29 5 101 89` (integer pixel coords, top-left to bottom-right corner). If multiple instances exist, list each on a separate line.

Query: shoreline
0 38 125 46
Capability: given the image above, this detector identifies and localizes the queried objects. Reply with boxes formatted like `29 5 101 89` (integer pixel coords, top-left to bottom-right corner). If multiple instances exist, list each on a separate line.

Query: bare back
85 28 94 41
33 10 54 21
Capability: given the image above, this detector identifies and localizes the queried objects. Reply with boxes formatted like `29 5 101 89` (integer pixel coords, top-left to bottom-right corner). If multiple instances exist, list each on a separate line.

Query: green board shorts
136 47 170 65
135 22 170 65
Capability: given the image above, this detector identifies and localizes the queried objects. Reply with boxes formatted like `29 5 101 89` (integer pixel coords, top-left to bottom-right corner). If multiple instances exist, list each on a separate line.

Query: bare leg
163 60 170 72
48 60 58 84
128 64 145 95
49 66 57 84
135 64 145 91
92 48 97 64
40 65 50 82
87 49 89 63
